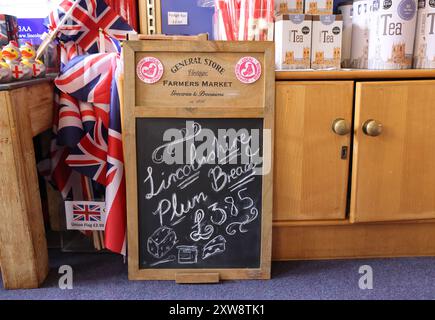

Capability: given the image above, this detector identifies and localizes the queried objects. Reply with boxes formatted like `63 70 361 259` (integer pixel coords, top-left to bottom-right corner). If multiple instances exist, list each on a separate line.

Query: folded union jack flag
46 0 134 53
42 1 132 255
54 52 126 254
37 43 96 202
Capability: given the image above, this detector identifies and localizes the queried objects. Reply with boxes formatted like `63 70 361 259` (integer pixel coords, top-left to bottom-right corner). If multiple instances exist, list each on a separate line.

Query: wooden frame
128 33 208 41
123 41 274 281
275 69 435 80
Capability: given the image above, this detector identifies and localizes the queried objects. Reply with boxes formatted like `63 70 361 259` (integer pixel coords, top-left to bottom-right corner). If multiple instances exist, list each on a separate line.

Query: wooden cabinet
273 70 435 261
275 76 435 224
351 81 435 222
274 81 353 221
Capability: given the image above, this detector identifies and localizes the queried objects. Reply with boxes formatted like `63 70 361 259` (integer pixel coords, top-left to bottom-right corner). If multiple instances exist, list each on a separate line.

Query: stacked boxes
275 14 312 69
413 0 435 68
274 0 435 70
311 15 343 69
274 2 343 70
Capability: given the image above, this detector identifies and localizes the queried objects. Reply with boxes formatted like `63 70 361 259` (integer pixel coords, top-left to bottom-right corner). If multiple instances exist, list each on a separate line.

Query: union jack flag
46 0 134 53
37 42 94 201
41 1 130 255
73 203 103 222
55 53 115 185
53 52 126 254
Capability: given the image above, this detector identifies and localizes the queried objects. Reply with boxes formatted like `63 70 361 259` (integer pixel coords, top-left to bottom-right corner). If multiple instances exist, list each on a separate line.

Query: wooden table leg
0 88 49 289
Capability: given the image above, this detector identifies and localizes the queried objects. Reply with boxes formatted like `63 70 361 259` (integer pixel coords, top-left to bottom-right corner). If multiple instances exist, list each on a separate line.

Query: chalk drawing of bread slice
202 235 227 260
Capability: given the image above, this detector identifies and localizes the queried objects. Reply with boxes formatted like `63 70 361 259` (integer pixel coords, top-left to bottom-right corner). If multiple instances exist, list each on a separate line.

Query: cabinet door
274 81 354 221
351 81 435 222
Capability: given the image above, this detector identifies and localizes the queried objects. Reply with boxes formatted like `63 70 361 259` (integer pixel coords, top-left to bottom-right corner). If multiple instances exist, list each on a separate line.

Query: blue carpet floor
1 249 435 300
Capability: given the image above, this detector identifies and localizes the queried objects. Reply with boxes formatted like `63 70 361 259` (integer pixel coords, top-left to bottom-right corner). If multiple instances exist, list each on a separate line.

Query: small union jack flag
73 203 102 222
46 0 134 53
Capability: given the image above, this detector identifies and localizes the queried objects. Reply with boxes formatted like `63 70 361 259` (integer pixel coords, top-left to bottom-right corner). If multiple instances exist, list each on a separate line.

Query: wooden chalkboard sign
123 41 274 282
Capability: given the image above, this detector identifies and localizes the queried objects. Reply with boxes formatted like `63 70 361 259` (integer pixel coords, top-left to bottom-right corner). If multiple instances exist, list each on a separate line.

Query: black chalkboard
136 118 263 269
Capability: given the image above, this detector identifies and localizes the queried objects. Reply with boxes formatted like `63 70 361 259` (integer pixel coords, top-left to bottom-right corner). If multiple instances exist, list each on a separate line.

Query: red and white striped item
215 0 274 41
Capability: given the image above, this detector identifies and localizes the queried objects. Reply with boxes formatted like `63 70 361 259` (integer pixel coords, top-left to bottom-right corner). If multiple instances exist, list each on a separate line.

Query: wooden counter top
276 69 435 80
0 74 56 91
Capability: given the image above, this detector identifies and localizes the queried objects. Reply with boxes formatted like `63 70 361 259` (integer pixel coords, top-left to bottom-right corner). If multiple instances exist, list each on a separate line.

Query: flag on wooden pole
40 0 133 255
45 0 134 53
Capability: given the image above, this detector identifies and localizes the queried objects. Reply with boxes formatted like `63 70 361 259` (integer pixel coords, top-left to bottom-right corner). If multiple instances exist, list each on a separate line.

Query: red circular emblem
235 56 261 84
136 57 164 84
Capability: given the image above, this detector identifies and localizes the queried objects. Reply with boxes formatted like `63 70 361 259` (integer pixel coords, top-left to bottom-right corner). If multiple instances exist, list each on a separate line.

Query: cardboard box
413 0 435 69
311 14 343 69
276 0 305 14
337 1 353 68
351 0 376 68
275 14 312 69
305 0 334 15
368 0 418 70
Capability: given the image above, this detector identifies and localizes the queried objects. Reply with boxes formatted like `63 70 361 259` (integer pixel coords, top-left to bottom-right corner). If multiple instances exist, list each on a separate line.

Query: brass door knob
332 118 351 135
362 119 383 137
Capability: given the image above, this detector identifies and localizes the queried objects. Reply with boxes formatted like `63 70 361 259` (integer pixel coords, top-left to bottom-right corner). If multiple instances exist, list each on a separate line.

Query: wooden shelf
273 217 435 228
0 74 56 91
276 69 435 80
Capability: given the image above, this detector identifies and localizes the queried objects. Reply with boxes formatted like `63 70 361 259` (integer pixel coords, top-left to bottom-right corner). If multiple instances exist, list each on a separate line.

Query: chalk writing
226 207 259 236
190 209 214 241
138 118 263 269
208 202 227 225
